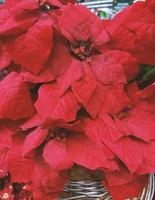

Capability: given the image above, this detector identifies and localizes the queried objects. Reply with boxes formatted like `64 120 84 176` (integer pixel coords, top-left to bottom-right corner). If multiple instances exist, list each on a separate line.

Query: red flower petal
6 14 53 74
23 126 48 157
126 82 140 105
56 120 83 133
104 175 148 200
59 0 75 4
141 84 155 99
84 117 109 144
84 117 143 173
67 134 118 171
114 117 132 137
72 62 97 105
20 113 42 131
5 0 24 7
137 141 155 174
9 0 38 15
0 72 35 120
101 113 124 141
0 126 12 170
21 39 72 83
33 158 68 194
7 133 34 182
59 4 97 41
33 190 59 200
84 116 122 145
21 68 55 84
0 6 10 25
35 83 80 122
120 106 155 142
43 139 73 171
97 51 139 81
104 163 133 186
91 54 127 84
0 146 9 174
0 7 38 36
105 2 155 64
100 84 130 115
8 158 34 183
57 59 83 97
0 43 11 69
104 138 144 174
0 126 12 145
46 39 72 79
84 83 108 118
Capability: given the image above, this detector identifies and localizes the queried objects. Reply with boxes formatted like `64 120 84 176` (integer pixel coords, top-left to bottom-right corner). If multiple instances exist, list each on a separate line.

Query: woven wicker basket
58 166 155 200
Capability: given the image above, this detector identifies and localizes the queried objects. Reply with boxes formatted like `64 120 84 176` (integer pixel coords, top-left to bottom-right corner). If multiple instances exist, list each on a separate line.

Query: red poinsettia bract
0 0 154 200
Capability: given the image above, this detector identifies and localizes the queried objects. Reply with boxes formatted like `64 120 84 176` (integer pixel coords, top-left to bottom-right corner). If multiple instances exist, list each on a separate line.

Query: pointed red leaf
0 72 35 120
57 59 83 96
84 83 108 118
6 14 53 74
43 139 73 171
91 54 127 84
35 83 80 122
100 84 130 115
0 43 11 69
67 134 118 171
121 106 155 142
59 4 94 41
23 126 48 157
7 133 34 182
20 113 42 130
72 62 97 105
46 40 72 80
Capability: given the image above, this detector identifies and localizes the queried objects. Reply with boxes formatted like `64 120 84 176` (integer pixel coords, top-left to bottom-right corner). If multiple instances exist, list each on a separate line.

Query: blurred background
78 0 134 18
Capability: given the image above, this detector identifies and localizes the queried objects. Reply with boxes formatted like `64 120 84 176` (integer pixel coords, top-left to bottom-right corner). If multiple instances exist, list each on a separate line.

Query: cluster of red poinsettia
0 0 155 199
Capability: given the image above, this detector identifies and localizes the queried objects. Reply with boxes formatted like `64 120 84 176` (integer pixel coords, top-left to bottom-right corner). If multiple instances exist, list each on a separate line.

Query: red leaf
104 163 133 186
35 83 80 122
0 72 35 120
137 141 155 174
57 58 83 96
91 54 127 84
23 126 48 157
0 126 12 169
21 36 72 83
8 158 34 182
104 138 144 174
20 113 42 130
0 43 11 69
104 175 148 200
0 9 38 36
7 133 34 182
6 14 53 74
84 117 143 173
99 50 139 81
67 134 118 171
33 158 68 194
43 139 73 171
72 62 97 105
46 40 72 80
121 106 155 142
100 113 124 141
84 83 108 118
100 84 130 115
9 0 38 15
84 116 122 145
59 4 97 41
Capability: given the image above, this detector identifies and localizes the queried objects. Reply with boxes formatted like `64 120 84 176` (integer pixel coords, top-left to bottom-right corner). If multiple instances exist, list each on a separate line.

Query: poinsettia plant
0 0 155 199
